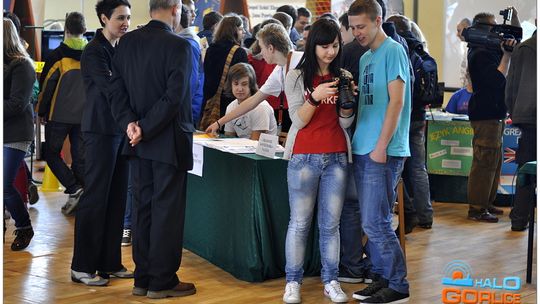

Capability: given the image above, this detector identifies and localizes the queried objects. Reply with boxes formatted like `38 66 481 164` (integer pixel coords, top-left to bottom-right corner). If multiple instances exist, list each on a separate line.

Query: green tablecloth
518 161 537 186
184 146 321 282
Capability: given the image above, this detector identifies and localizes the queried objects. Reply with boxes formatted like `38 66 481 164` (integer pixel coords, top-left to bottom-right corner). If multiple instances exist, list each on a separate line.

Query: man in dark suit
109 0 195 299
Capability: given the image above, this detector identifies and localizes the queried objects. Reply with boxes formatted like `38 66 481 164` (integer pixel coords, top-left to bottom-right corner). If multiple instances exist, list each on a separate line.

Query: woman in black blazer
3 18 36 251
203 14 248 119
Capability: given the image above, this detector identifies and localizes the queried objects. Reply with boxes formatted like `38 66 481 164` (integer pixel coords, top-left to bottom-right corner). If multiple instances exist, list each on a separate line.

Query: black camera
337 71 356 110
462 7 522 52
500 7 513 22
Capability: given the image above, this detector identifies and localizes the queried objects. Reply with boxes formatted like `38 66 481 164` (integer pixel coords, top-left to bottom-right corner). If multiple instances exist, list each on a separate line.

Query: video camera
462 7 522 52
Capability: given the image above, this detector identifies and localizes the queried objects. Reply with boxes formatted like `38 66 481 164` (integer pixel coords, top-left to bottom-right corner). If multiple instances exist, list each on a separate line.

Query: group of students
206 1 413 303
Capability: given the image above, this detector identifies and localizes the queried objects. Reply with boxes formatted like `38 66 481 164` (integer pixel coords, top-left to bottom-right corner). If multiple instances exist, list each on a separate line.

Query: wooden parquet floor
3 164 538 303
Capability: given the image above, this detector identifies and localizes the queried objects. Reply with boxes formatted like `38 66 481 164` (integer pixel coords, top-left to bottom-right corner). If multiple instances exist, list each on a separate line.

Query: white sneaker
283 281 301 303
324 280 349 303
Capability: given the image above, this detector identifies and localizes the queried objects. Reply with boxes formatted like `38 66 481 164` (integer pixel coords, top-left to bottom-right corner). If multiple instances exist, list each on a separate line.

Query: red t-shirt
292 74 347 155
248 54 287 109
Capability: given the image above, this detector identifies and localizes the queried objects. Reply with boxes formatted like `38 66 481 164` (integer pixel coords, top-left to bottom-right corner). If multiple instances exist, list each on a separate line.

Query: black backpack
404 35 441 108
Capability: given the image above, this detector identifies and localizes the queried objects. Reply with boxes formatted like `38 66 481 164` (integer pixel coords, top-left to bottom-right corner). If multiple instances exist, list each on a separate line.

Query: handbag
199 45 239 130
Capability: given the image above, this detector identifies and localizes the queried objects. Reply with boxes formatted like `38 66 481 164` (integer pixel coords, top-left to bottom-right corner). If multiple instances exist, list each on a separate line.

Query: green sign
426 121 473 176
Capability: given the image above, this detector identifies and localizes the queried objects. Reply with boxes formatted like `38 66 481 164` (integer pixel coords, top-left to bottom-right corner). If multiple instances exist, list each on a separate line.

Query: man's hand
501 38 517 54
369 146 387 164
205 121 220 136
39 116 47 125
509 6 520 27
127 121 142 146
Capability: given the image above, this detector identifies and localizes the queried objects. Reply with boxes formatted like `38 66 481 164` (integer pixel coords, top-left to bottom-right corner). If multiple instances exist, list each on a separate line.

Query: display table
183 146 321 282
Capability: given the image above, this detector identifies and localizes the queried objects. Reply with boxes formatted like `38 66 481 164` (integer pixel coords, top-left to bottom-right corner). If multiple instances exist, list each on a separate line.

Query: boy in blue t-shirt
348 0 411 303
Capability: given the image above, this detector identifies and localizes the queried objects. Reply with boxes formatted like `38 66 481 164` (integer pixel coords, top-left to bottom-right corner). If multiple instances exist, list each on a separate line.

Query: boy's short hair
273 12 293 31
202 11 223 31
95 0 131 27
297 7 311 19
65 12 86 35
276 5 297 25
256 23 292 56
386 14 411 34
348 0 382 21
250 18 281 55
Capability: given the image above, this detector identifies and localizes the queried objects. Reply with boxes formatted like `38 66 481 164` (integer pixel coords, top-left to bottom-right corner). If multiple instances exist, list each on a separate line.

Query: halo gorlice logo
441 260 522 304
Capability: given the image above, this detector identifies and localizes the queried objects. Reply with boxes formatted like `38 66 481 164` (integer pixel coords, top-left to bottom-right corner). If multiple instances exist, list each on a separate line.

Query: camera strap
278 51 294 127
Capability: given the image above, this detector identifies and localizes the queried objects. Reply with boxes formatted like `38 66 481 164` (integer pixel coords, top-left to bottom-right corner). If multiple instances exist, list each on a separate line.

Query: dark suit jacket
81 29 122 135
109 20 194 170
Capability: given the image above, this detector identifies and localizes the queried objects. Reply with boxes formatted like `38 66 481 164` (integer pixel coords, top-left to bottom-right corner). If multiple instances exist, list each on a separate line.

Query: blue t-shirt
352 37 411 157
446 88 471 115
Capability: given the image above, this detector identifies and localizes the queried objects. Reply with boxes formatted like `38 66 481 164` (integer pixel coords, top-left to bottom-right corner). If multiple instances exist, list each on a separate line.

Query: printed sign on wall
427 120 473 176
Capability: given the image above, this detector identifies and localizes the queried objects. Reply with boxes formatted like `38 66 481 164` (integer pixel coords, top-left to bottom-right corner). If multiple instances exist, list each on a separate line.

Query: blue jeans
44 121 84 193
285 153 347 284
353 154 409 294
402 121 433 224
124 164 133 229
4 147 31 229
339 164 370 275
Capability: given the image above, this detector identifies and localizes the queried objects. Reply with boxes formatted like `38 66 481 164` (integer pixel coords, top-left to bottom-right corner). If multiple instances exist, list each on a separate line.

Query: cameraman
466 9 519 223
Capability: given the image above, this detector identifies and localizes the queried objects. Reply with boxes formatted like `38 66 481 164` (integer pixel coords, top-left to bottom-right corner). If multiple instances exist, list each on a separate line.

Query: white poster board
247 0 307 26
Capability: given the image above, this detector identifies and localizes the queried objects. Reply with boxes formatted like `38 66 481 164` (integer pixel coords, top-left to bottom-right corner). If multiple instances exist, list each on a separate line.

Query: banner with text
427 121 473 176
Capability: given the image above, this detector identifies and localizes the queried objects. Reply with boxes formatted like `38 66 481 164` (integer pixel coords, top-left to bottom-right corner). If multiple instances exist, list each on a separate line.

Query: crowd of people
3 0 536 303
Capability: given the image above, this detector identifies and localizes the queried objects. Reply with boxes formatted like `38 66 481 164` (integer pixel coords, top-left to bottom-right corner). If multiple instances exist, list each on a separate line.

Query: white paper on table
188 143 204 177
256 133 278 158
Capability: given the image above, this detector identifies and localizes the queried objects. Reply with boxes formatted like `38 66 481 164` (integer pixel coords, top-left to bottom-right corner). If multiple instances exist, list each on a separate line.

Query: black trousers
510 125 537 226
131 157 188 291
44 121 85 193
71 132 128 273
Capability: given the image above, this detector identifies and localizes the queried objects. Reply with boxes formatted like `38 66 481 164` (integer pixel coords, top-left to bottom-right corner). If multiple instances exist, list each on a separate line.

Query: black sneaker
511 224 528 231
417 222 432 229
352 279 388 300
468 210 499 223
488 206 504 215
359 287 409 303
11 227 34 251
121 229 132 246
338 268 364 284
28 183 39 205
362 269 378 284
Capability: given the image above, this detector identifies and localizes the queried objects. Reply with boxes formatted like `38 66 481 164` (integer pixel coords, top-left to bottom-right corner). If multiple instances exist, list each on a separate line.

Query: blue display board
194 0 220 30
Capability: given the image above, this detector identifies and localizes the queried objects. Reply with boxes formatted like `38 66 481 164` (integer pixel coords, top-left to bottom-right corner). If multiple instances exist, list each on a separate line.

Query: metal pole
413 0 419 23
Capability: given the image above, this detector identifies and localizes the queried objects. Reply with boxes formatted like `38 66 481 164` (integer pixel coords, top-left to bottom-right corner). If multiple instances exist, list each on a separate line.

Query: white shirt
224 100 277 138
259 51 303 97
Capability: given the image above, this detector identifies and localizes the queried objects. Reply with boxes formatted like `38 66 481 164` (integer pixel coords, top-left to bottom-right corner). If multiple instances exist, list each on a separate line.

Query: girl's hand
311 79 339 102
351 80 359 96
